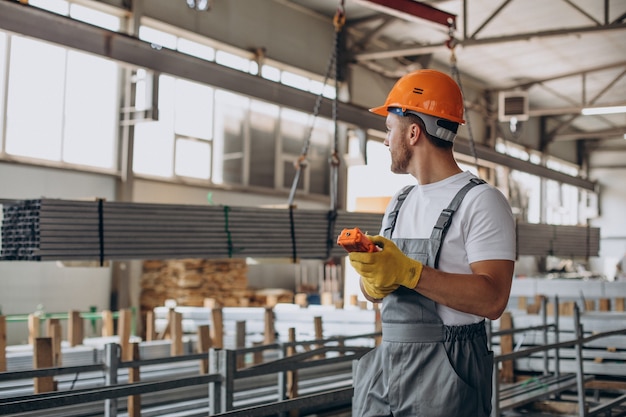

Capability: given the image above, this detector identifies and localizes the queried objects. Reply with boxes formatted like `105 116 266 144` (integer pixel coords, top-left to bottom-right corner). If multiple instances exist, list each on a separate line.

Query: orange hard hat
369 69 465 124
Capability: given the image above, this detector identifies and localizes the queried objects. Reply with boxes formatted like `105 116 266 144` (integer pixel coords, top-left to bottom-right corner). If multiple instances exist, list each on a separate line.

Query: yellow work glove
349 235 423 299
359 273 398 300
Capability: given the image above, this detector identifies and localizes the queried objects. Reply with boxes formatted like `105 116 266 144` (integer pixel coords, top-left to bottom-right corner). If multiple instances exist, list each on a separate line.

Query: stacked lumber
140 259 251 313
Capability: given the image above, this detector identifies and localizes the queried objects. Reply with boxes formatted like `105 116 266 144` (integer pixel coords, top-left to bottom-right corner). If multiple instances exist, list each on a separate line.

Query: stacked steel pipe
0 199 382 261
516 222 600 258
1 199 600 261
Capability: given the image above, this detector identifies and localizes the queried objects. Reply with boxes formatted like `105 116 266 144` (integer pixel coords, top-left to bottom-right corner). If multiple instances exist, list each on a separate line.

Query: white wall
0 163 115 344
590 166 626 280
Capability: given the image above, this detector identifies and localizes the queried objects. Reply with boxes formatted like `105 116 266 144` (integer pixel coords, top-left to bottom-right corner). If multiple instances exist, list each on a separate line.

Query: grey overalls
353 178 493 417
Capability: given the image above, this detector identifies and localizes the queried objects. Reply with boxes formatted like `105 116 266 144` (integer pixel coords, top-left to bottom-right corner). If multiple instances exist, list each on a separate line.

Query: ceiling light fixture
581 105 626 116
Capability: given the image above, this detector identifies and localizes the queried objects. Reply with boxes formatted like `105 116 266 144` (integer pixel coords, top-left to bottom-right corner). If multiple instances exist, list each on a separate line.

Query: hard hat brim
369 105 388 116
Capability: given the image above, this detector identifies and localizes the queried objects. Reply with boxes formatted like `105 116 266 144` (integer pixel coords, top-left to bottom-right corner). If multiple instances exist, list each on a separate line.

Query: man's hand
349 235 423 299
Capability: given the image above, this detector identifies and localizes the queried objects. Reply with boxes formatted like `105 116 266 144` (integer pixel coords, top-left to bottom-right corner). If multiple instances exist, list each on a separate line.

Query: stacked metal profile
0 199 383 261
516 222 600 257
1 199 601 261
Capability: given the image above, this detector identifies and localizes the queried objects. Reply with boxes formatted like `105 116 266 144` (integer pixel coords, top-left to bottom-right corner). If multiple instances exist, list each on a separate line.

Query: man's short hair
402 113 454 150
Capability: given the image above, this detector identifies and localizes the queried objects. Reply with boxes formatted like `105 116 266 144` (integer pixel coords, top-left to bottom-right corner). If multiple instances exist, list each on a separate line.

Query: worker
349 69 516 417
616 252 626 281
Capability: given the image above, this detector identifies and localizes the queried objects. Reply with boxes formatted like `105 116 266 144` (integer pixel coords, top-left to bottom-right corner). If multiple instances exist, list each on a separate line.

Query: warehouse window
134 74 213 179
0 32 6 152
29 0 122 31
509 169 541 223
28 0 69 15
213 90 249 185
139 22 336 98
545 158 580 225
4 36 118 168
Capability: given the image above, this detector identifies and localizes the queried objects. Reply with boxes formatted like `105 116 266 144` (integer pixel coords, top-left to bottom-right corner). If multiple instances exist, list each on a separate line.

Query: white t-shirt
381 171 516 325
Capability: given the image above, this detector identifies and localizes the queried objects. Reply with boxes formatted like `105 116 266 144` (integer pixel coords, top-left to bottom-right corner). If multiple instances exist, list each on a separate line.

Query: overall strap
383 185 415 238
430 177 486 268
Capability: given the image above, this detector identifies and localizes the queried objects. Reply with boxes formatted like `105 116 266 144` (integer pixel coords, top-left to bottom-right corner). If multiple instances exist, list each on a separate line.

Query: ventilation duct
498 91 529 122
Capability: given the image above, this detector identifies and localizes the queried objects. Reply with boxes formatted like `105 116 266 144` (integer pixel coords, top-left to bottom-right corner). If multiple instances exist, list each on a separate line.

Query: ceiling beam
505 61 626 91
355 0 456 28
553 128 626 142
353 22 626 62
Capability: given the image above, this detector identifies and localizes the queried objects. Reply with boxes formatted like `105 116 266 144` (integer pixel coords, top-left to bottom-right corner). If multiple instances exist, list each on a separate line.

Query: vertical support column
104 343 119 417
573 304 586 417
68 310 83 347
554 295 561 378
209 348 222 415
223 349 236 411
264 307 275 345
0 315 7 372
277 342 287 403
33 337 55 393
541 297 549 375
127 342 141 417
491 355 500 417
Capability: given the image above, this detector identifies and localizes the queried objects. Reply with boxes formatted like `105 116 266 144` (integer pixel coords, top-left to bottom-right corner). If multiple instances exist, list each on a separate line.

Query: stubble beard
390 134 412 174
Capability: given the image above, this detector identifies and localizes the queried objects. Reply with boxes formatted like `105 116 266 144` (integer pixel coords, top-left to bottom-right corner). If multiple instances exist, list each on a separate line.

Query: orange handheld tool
337 227 378 253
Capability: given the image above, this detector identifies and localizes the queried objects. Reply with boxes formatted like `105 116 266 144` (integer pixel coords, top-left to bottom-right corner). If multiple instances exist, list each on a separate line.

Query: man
349 69 516 417
616 252 626 281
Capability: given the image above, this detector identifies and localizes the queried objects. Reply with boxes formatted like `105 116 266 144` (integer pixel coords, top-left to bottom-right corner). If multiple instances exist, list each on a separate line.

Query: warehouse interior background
0 0 625 349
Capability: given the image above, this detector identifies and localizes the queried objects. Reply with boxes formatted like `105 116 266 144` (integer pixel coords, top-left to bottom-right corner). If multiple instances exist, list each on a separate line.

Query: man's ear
408 122 421 145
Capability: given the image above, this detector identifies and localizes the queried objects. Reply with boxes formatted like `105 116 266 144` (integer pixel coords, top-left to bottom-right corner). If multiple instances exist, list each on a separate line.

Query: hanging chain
447 21 479 169
329 0 345 212
287 0 345 208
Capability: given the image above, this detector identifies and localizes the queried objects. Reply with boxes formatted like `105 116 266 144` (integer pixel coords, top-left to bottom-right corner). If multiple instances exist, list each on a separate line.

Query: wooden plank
615 298 625 312
287 327 298 398
46 318 62 367
28 314 40 345
196 325 211 374
526 399 585 415
33 337 55 394
119 308 132 361
499 311 515 383
127 342 141 417
170 310 184 356
67 310 83 347
235 321 246 369
599 299 611 311
585 379 626 391
145 310 155 341
211 308 224 349
101 310 114 337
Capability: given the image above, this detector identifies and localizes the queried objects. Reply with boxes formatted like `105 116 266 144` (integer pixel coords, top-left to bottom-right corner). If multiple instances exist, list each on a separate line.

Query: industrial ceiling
286 0 626 165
